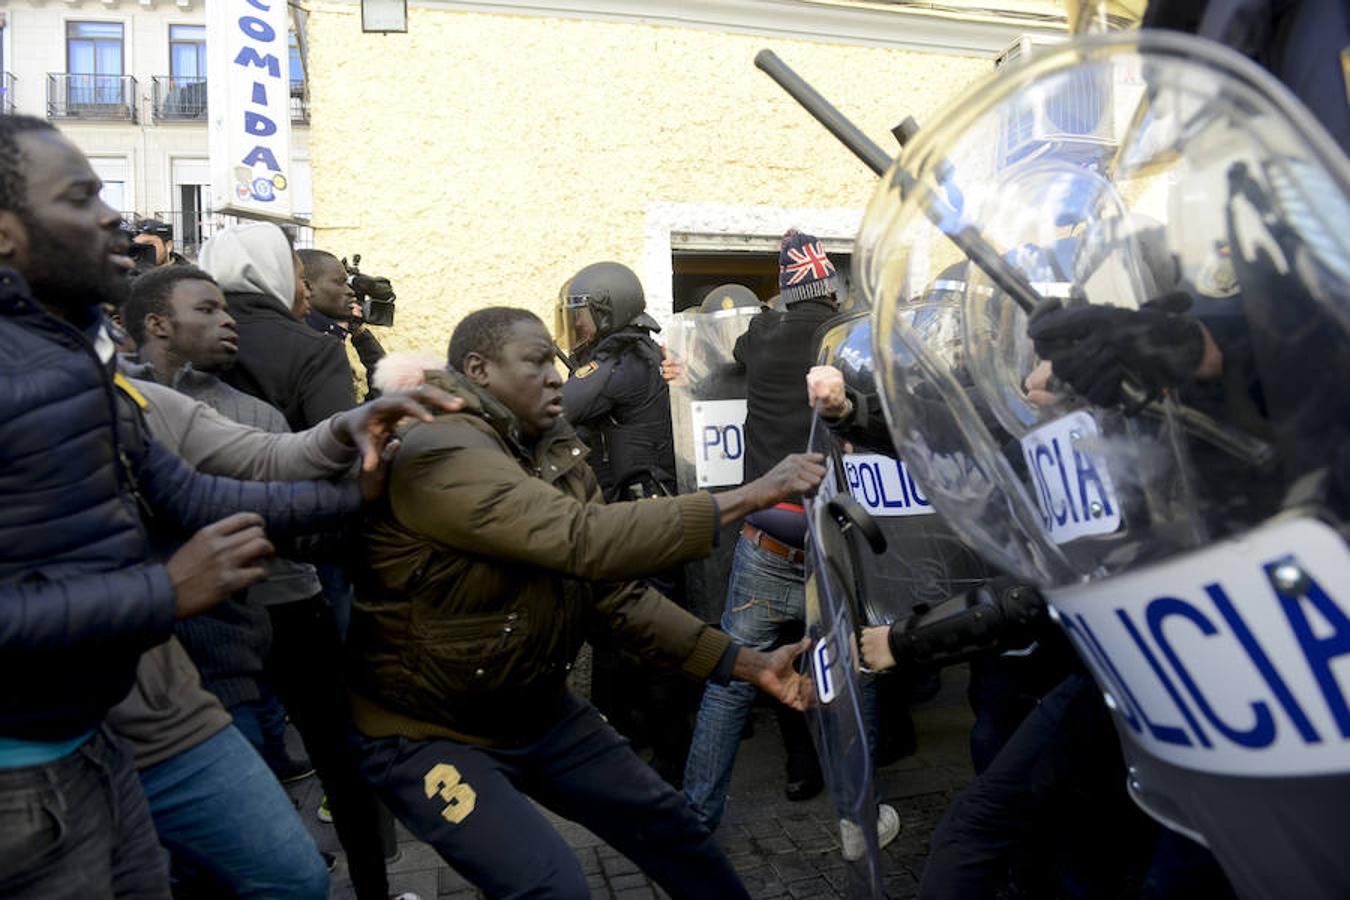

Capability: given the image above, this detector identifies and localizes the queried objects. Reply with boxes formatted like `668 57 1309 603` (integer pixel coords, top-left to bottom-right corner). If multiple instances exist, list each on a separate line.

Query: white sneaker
390 894 423 900
839 803 900 861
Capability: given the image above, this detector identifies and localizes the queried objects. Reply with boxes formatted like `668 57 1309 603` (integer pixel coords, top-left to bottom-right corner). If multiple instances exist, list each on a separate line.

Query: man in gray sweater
108 264 454 899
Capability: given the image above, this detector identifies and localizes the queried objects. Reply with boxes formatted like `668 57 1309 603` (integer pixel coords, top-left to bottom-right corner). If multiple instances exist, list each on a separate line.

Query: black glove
1027 291 1205 406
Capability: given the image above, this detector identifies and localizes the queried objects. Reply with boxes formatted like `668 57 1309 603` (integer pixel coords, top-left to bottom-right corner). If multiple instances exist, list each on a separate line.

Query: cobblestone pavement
291 667 975 899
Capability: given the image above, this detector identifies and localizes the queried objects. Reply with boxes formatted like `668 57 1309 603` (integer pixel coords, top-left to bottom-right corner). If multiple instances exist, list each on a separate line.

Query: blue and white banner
208 0 294 220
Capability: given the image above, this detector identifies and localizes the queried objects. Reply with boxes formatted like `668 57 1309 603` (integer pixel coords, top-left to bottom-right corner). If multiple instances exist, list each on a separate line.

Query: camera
342 254 396 327
118 223 159 273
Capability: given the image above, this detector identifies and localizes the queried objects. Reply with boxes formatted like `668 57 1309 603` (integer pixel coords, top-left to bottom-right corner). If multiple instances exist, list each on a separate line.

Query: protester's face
0 131 133 314
471 319 564 439
134 233 168 265
309 255 355 319
163 279 238 372
291 251 310 320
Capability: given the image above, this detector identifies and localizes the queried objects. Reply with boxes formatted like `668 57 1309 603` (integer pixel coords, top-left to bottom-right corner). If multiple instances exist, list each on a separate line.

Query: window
66 21 124 105
169 25 206 80
288 30 305 90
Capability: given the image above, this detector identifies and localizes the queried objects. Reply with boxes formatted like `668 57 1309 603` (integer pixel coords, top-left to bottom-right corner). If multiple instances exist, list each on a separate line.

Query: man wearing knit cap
681 229 899 855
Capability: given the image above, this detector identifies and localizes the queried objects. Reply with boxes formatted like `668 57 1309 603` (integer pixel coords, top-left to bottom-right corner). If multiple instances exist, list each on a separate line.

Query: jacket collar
119 356 221 393
423 368 587 475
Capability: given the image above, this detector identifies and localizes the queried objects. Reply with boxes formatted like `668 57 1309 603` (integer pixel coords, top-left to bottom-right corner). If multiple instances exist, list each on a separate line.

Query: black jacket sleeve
0 564 176 655
298 341 358 429
560 358 620 425
136 435 362 541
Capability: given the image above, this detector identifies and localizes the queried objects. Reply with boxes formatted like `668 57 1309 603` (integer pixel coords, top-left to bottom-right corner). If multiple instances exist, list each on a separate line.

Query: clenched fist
166 513 274 620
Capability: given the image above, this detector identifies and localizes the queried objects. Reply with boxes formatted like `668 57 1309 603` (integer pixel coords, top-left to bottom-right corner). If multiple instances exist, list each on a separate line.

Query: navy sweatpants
355 692 749 900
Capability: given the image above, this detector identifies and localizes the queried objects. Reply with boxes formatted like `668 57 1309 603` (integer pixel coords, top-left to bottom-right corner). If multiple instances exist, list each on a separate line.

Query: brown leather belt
741 523 807 565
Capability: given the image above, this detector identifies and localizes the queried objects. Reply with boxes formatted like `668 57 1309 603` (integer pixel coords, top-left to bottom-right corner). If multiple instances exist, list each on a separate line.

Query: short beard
22 214 130 320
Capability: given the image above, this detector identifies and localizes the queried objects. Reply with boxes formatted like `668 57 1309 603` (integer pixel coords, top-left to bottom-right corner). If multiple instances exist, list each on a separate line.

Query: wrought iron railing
47 73 137 121
1 73 16 115
153 209 314 257
289 85 309 125
152 76 207 121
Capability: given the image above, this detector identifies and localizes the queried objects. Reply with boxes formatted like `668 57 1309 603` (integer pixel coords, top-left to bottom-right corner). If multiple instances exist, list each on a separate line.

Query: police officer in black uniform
557 261 676 502
556 261 695 786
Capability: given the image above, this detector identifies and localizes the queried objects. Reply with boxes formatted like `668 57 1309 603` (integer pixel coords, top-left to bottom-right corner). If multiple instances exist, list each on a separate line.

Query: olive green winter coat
348 368 729 746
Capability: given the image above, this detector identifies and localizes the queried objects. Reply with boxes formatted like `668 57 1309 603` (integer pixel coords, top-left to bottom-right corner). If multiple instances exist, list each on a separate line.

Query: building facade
300 0 1063 355
0 0 313 255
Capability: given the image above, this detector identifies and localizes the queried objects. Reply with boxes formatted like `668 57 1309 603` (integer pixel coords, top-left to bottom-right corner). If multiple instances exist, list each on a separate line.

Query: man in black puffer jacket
0 116 366 897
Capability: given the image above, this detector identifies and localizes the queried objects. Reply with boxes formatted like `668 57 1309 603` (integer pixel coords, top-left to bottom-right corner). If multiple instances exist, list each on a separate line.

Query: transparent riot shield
860 31 1350 899
665 306 760 621
815 313 994 627
803 411 885 899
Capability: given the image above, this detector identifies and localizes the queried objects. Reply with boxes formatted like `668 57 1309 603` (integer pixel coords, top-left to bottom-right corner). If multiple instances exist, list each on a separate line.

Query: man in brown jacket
349 307 826 899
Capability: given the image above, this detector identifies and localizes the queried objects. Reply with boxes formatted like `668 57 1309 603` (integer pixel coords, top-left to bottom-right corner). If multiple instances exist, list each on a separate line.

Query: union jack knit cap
777 228 838 303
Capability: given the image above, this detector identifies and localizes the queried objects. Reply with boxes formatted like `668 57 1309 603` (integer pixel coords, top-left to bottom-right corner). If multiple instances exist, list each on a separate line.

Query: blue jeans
356 693 748 900
683 535 806 831
138 725 328 899
0 728 168 898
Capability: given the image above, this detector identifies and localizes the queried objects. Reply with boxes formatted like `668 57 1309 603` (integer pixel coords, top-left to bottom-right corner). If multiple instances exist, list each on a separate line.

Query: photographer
133 218 188 268
299 249 386 394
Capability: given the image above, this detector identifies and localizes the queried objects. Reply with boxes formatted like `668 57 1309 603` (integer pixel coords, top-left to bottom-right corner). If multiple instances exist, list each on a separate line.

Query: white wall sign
207 0 294 221
690 399 747 488
1020 410 1121 544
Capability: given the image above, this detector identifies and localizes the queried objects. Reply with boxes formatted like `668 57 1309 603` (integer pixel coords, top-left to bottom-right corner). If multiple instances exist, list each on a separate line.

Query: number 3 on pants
424 763 477 824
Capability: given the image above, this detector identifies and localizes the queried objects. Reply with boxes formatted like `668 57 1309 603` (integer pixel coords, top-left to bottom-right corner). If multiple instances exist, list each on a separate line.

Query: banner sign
208 0 294 220
842 453 936 518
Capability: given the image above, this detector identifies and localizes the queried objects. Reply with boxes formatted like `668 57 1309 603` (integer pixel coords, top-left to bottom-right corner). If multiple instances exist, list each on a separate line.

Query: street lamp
361 0 408 33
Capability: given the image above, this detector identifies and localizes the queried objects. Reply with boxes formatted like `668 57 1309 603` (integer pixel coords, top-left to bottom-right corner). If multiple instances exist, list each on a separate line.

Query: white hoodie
198 221 295 309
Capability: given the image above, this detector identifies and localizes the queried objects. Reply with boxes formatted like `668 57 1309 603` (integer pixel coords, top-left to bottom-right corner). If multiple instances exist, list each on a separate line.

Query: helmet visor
556 296 599 354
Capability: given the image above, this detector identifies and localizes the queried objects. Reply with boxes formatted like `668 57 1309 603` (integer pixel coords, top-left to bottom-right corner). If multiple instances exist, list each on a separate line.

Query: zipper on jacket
35 306 155 538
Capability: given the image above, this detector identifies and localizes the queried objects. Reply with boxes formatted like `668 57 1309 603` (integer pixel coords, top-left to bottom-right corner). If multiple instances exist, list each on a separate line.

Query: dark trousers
265 596 389 900
0 728 169 899
356 693 750 900
919 674 1154 900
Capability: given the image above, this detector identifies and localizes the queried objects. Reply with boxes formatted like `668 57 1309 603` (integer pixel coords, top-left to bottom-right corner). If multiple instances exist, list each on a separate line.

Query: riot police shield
814 311 994 627
861 30 1350 898
665 305 760 621
803 411 884 899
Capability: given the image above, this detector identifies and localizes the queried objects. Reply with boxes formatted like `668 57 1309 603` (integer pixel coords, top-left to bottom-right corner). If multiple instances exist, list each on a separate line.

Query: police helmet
698 283 760 314
558 262 661 354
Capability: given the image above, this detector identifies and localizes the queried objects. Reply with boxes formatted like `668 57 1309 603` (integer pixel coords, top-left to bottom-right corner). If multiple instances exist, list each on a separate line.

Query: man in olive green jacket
349 307 825 900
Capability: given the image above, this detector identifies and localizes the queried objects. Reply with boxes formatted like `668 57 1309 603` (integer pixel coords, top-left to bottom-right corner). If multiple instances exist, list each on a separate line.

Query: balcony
289 85 309 125
153 76 207 122
48 73 137 122
1 73 16 115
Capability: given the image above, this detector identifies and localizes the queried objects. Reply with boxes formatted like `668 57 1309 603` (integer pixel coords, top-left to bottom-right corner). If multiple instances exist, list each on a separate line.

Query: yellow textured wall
305 3 995 356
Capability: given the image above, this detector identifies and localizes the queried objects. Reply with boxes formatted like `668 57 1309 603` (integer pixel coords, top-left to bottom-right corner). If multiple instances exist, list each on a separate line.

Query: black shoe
321 851 337 873
272 754 316 784
784 774 823 802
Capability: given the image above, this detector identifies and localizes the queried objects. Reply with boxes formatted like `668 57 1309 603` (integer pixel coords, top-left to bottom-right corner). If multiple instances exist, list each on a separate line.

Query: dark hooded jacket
199 223 356 431
348 368 730 746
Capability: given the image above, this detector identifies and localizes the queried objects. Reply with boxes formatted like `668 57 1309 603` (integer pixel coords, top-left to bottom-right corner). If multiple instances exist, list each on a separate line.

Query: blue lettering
722 425 743 462
1207 583 1320 743
880 461 909 509
251 82 267 105
907 464 930 507
859 464 881 508
1034 445 1065 526
238 15 275 42
246 0 271 9
241 146 281 171
701 425 720 461
244 112 277 136
1116 610 1203 746
1062 614 1142 734
845 462 860 493
1268 558 1350 737
233 47 281 79
1147 597 1272 748
1053 438 1079 523
1075 446 1115 518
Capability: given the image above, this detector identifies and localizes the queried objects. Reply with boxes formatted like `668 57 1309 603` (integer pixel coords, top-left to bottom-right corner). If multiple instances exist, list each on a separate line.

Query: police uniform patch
575 360 600 378
1196 250 1239 298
